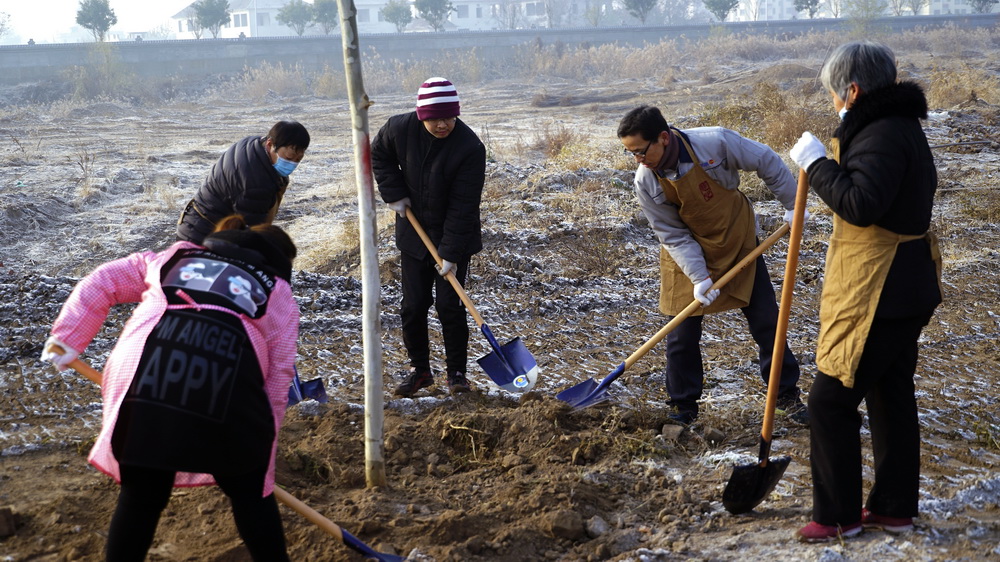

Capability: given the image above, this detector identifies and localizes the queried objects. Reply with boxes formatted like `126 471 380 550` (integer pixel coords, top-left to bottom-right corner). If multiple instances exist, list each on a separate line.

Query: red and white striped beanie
415 77 460 121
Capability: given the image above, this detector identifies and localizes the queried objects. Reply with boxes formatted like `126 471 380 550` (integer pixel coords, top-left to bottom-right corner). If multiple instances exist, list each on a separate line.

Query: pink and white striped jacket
49 241 299 497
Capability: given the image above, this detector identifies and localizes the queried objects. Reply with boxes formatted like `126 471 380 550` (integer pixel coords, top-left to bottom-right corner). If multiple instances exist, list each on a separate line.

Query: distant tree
194 0 230 38
794 0 823 18
887 0 906 15
825 0 845 17
313 0 339 35
186 16 204 39
0 12 10 39
277 0 314 36
662 0 691 23
703 0 739 21
493 0 522 29
415 0 453 31
845 0 887 19
623 0 658 23
543 0 570 27
381 0 413 32
76 0 118 42
968 0 998 13
904 0 927 14
745 0 763 19
584 1 605 26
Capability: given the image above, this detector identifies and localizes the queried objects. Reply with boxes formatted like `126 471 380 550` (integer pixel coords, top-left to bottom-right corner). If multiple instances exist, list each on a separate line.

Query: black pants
808 314 931 526
400 252 470 373
664 255 800 415
106 464 289 562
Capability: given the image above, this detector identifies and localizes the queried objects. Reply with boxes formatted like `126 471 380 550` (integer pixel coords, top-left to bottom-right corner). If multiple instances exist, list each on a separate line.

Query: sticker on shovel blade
513 375 530 388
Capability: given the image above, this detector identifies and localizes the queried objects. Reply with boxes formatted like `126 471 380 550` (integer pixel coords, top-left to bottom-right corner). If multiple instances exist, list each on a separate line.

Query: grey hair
819 41 897 101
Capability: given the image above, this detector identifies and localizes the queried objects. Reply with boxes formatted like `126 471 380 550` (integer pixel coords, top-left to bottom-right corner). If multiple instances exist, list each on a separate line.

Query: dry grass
926 63 1000 108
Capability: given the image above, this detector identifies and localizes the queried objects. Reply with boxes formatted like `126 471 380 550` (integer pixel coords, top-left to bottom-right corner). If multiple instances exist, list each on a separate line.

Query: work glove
436 260 456 277
693 277 720 307
783 208 812 228
790 132 826 171
386 197 411 217
40 336 79 372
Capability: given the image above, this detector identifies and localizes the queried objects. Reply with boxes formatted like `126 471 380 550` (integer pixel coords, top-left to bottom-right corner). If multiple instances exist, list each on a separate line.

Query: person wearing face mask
177 120 310 245
372 77 486 397
789 41 942 543
617 105 809 426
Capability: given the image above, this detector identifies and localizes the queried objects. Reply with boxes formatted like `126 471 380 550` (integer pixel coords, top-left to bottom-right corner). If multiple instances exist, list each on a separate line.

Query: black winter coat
372 112 486 262
177 136 289 244
808 81 941 318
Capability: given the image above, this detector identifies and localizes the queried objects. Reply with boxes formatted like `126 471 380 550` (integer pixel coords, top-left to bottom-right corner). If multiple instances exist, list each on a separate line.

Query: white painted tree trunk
337 0 386 488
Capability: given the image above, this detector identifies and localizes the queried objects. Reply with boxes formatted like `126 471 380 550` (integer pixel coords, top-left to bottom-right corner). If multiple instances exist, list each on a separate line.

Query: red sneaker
862 509 914 534
795 521 863 543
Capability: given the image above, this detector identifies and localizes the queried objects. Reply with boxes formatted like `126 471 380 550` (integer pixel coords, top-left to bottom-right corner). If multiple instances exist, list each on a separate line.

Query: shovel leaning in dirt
404 208 539 392
556 222 792 410
722 168 809 515
52 350 405 562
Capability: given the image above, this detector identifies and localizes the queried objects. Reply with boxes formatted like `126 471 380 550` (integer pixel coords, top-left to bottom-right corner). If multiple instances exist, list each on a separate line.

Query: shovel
722 168 809 514
53 351 405 562
557 222 792 409
404 208 539 392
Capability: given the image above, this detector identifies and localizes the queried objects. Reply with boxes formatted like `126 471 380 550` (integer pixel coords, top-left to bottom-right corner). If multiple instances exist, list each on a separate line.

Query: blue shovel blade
557 363 626 409
477 336 538 392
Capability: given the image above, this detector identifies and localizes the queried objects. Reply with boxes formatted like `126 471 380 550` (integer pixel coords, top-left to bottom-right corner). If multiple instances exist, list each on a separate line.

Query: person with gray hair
790 41 942 543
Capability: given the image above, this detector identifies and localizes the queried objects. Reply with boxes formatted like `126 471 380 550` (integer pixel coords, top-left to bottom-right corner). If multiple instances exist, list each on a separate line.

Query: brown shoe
394 369 433 397
446 371 472 394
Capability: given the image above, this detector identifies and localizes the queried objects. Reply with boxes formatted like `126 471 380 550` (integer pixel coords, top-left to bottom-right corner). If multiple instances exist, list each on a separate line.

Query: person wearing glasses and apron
618 105 808 426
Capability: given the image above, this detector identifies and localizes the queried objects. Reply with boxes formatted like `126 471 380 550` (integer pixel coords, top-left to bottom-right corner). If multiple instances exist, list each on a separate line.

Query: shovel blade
722 455 792 514
556 378 598 405
476 337 538 392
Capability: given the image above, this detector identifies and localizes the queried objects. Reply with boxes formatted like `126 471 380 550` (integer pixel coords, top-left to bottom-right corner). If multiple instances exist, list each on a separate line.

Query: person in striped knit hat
372 77 486 397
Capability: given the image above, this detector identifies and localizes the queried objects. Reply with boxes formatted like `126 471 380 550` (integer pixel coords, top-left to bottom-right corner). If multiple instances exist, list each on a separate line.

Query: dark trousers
665 255 800 415
106 464 289 562
808 314 931 525
400 252 470 373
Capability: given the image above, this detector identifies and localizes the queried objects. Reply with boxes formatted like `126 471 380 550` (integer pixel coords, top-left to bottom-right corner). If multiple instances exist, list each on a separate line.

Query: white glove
790 131 826 171
386 197 410 217
783 208 812 227
436 260 456 277
693 277 720 307
40 336 79 372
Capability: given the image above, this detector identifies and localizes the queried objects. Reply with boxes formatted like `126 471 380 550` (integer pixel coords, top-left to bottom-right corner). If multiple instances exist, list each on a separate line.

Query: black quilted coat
372 112 486 263
177 136 289 244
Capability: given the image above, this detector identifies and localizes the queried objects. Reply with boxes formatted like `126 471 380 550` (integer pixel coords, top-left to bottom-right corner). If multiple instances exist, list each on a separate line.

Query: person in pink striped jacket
40 215 299 561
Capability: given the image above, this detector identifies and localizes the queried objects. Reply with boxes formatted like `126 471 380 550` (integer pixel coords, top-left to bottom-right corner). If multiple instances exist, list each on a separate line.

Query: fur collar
838 81 929 143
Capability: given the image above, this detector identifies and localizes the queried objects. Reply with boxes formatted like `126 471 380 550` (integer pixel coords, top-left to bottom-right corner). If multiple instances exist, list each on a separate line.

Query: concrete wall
0 14 996 87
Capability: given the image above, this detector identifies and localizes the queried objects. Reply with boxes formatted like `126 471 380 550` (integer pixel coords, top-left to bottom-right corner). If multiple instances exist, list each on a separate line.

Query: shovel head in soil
722 439 792 514
476 325 538 392
555 362 625 409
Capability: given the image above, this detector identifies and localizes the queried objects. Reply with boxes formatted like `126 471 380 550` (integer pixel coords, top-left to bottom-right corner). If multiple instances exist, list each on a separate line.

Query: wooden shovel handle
624 222 791 370
404 207 486 327
760 168 810 446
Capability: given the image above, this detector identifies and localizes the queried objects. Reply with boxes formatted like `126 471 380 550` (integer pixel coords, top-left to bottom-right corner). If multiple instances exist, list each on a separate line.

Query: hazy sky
2 0 193 43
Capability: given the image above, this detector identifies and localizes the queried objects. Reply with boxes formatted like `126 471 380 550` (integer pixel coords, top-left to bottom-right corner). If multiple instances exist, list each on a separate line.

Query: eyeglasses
623 139 653 159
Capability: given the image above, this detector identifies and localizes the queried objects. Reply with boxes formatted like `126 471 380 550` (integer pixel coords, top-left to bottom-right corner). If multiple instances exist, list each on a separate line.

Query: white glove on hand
386 197 411 217
693 277 720 307
783 208 812 227
436 260 456 277
790 132 826 171
40 336 79 372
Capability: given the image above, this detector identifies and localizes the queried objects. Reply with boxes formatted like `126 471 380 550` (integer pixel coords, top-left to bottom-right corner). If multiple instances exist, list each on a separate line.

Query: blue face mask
838 107 849 120
273 157 298 177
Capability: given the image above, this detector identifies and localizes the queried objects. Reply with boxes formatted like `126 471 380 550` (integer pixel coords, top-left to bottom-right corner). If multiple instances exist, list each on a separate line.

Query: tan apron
657 132 758 316
816 140 943 388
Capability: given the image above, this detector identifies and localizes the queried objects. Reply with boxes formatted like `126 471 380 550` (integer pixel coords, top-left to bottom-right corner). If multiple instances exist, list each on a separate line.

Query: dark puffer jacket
177 136 289 244
807 81 941 318
372 112 486 262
